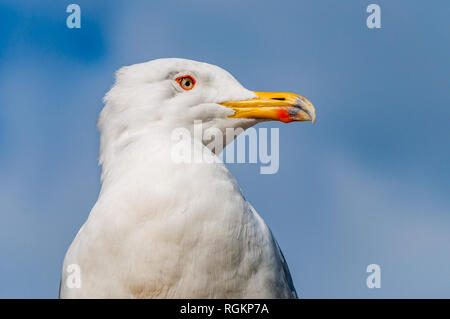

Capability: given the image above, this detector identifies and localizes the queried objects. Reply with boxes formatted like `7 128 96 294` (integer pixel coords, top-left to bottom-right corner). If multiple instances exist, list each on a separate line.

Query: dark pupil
184 80 191 87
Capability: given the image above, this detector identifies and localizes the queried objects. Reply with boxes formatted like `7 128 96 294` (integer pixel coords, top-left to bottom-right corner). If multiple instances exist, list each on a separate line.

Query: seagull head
100 58 315 152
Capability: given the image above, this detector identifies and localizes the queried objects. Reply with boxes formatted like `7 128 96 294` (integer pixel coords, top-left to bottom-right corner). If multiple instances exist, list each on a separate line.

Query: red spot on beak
277 109 293 123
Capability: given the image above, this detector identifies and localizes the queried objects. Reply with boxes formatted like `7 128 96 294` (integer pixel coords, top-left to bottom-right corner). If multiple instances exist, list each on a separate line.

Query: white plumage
60 58 313 298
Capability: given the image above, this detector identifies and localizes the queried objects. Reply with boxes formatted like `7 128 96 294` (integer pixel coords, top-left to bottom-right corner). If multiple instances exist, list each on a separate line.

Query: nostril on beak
271 97 285 101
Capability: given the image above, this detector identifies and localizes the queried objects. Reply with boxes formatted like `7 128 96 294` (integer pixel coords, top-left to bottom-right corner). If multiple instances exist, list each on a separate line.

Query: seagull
60 58 316 298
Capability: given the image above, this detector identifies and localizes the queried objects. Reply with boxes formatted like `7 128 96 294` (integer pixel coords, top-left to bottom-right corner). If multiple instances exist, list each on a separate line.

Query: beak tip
296 97 316 124
310 111 316 124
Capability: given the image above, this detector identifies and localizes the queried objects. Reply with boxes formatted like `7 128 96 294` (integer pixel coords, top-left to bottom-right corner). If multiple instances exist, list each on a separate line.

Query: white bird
60 58 316 298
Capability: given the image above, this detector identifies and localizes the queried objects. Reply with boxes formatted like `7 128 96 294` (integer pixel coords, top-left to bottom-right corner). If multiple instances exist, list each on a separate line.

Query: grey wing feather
273 236 298 298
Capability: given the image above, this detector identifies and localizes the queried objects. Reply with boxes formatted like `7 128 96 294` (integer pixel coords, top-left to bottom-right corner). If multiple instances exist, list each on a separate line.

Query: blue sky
0 0 449 298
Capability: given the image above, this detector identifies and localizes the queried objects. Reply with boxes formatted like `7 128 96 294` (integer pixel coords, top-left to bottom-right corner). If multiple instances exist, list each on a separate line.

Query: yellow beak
220 91 316 124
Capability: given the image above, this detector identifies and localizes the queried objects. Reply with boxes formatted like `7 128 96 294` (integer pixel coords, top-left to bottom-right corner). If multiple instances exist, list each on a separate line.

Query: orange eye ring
176 75 196 90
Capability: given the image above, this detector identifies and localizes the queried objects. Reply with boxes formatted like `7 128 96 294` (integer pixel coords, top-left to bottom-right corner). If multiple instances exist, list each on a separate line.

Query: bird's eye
176 75 196 90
